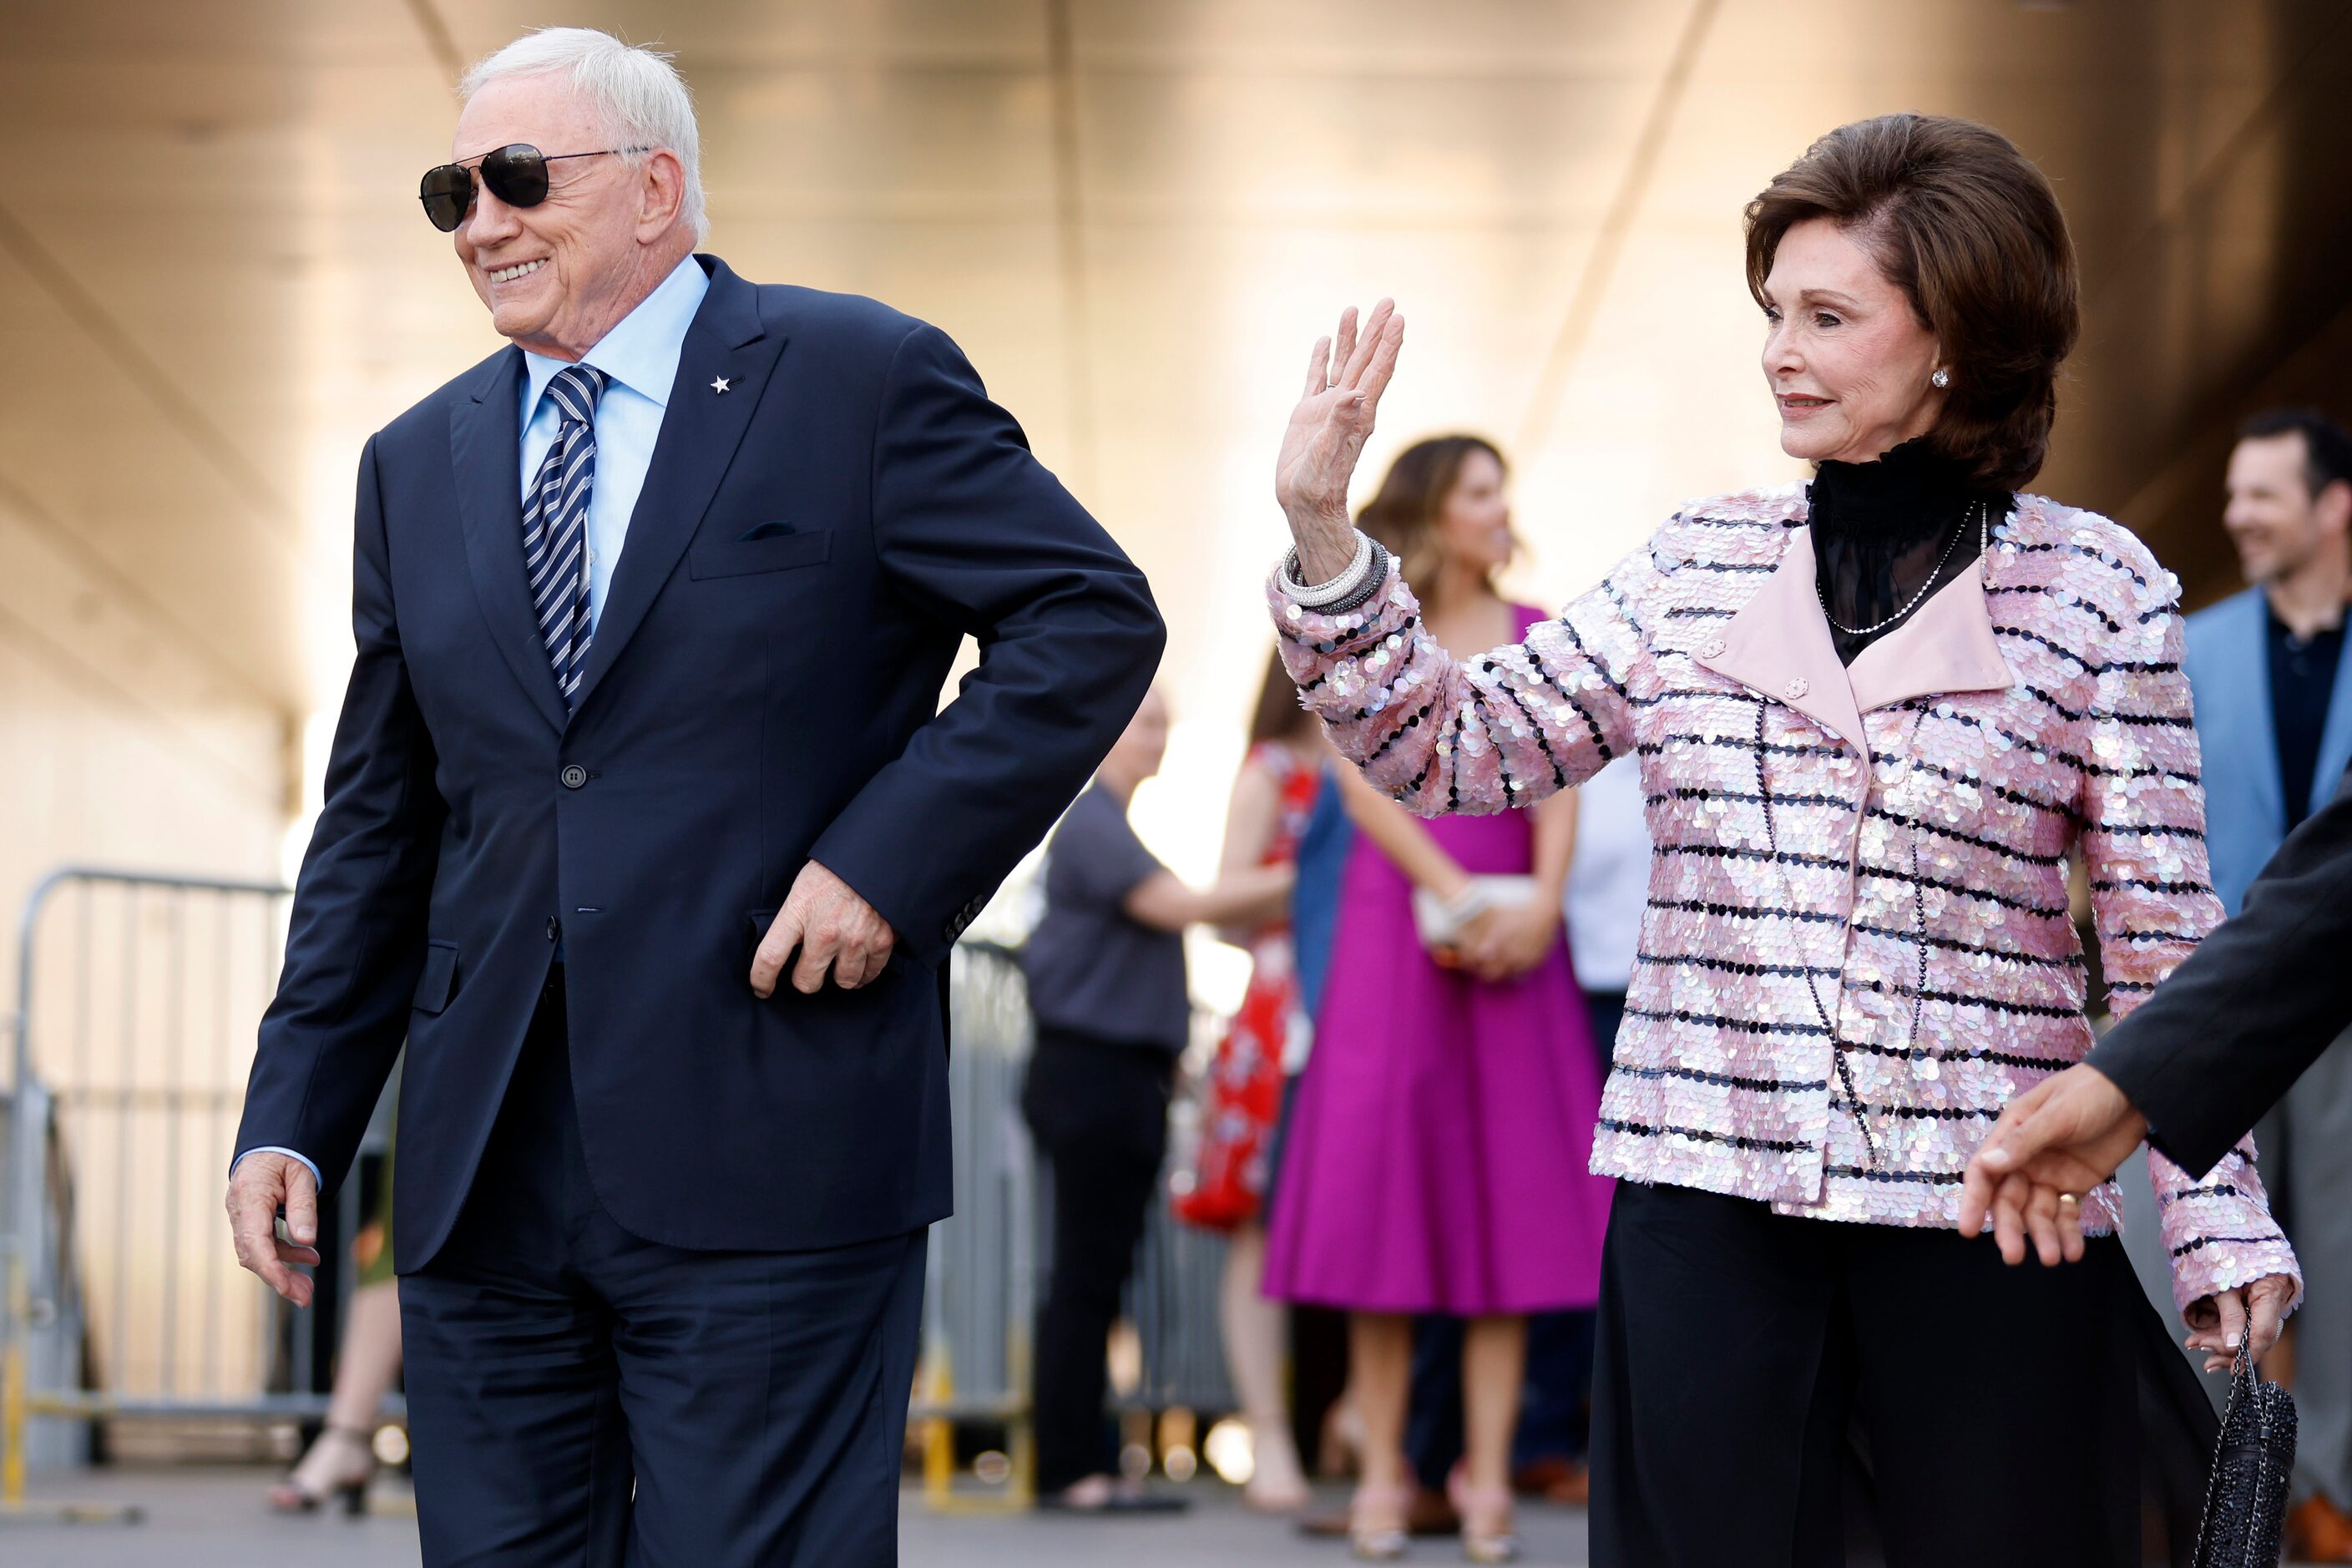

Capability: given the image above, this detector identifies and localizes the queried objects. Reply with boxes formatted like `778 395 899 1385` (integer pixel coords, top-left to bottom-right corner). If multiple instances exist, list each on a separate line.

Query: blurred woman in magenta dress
1262 436 1614 1561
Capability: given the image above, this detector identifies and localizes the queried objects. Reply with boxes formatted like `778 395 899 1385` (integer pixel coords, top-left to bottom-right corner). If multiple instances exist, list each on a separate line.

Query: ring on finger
2056 1193 2080 1207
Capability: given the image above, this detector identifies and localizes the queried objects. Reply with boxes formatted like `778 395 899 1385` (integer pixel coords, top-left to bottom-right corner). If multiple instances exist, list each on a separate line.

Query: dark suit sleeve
809 323 1165 967
234 437 446 1196
2089 770 2352 1176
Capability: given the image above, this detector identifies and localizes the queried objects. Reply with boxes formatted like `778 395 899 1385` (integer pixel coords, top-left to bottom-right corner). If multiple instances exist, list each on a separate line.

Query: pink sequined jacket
1272 485 2300 1314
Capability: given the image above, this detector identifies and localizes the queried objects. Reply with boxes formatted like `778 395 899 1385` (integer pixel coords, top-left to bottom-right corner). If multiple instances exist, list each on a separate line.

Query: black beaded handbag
2190 1333 2296 1568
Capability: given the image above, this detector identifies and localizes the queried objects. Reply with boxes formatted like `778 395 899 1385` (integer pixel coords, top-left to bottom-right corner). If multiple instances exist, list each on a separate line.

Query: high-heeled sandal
1446 1469 1519 1564
267 1424 375 1516
1349 1479 1414 1561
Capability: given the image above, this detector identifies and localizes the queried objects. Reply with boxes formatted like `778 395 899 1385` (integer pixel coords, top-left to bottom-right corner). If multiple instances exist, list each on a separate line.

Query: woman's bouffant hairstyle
1744 114 2080 490
1353 434 1513 592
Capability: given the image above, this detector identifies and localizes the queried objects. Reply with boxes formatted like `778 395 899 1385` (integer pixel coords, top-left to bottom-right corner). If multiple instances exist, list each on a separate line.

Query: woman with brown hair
1262 434 1616 1561
1267 114 2299 1564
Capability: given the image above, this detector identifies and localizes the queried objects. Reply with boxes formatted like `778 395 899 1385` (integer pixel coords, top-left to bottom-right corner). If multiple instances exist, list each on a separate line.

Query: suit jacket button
560 765 588 789
1784 677 1809 700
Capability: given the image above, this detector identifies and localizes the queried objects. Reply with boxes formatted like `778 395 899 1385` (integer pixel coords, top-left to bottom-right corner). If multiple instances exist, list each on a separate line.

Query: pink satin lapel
1844 560 2016 713
1691 527 1865 745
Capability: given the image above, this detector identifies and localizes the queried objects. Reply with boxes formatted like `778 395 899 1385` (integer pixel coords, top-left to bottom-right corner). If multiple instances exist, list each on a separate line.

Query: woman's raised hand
1274 300 1405 581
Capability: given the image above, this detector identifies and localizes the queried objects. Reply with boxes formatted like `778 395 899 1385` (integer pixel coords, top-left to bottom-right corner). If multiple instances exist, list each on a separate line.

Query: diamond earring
1930 368 1951 388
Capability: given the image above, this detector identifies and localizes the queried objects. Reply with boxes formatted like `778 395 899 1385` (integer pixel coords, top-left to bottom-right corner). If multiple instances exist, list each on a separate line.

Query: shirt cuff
232 1146 325 1192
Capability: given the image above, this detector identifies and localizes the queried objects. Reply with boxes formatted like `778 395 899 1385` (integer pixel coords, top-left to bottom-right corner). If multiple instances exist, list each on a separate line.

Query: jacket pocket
413 940 459 1014
689 528 832 579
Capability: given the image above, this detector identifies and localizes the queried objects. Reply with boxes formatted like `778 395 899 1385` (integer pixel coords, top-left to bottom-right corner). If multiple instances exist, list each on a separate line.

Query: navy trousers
400 972 928 1566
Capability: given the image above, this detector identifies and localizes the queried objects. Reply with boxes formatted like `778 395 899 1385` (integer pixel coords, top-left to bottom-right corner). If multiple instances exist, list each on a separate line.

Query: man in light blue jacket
2184 406 2352 1558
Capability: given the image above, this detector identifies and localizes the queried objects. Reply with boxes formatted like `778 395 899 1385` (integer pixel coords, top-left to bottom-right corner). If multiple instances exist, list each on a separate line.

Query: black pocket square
738 520 797 542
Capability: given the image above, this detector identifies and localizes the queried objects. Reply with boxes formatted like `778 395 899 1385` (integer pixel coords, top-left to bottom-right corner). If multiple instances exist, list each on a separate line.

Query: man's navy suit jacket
236 256 1165 1271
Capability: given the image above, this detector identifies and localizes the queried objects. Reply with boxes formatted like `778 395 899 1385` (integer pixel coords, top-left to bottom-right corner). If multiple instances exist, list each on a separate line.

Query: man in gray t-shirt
1023 782 1191 1053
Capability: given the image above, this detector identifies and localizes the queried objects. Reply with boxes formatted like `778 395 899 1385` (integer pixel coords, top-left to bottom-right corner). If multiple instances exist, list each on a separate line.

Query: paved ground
1 1468 1596 1566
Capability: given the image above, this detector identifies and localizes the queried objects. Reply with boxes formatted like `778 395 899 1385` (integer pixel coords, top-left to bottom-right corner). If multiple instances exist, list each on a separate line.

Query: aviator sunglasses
417 144 644 232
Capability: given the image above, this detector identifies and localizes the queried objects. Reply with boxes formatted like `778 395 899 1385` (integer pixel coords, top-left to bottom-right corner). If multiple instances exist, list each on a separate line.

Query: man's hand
1958 1063 2147 1262
751 860 898 997
225 1153 322 1308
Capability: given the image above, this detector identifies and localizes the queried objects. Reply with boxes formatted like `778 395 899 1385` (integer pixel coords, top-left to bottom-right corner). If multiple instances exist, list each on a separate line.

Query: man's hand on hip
751 860 898 997
225 1152 322 1308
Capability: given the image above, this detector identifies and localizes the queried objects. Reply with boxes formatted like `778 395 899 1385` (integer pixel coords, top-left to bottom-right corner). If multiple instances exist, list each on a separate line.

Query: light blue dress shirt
518 254 711 631
235 255 711 1196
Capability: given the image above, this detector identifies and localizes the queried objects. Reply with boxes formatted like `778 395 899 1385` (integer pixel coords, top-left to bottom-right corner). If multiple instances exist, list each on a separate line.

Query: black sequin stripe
2112 928 2200 945
1904 701 2194 786
1664 606 1736 620
1869 979 2082 1020
1466 687 1520 801
1361 699 1434 764
1850 921 2085 969
1641 734 1847 760
1444 706 1466 811
1596 576 1658 646
1832 1098 2000 1120
1655 842 1852 873
2105 980 2155 993
2006 538 2152 589
1297 613 1422 693
1611 1061 1830 1093
1523 644 1616 761
1858 864 2068 918
1485 667 1569 788
1636 949 1842 981
1647 897 1844 925
1655 786 1854 810
1324 613 1419 661
1865 806 2066 867
2171 1233 2286 1258
1679 560 1776 574
2083 820 2207 843
1987 584 2124 634
1597 1117 1815 1153
1842 1039 2073 1070
2162 1184 2243 1203
1631 687 1768 708
1901 758 2075 817
1623 1004 1831 1038
1555 614 1631 703
1825 1166 1965 1185
1995 625 2126 673
1677 514 1788 531
2089 877 2208 897
2091 710 2196 727
2012 682 2086 723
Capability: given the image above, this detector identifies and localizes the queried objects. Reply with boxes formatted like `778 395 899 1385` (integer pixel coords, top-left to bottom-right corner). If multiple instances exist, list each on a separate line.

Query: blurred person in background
1262 435 1614 1563
1019 687 1293 1514
1268 114 2299 1565
225 28 1162 1565
1173 655 1326 1511
2182 405 2352 1559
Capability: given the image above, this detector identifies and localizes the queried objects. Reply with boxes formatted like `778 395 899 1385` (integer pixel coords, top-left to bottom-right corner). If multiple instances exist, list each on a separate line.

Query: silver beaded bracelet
1279 531 1377 607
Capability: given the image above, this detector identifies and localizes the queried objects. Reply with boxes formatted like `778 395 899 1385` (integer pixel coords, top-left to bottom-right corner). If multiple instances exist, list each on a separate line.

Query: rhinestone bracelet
1280 531 1376 607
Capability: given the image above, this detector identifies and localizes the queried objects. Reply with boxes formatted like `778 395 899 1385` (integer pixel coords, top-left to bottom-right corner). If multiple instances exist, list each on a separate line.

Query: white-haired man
223 28 1163 1565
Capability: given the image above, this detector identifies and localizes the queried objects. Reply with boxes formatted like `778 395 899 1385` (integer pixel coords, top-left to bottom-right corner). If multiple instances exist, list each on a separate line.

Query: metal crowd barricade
915 940 1235 1507
0 881 1238 1510
1 867 317 1510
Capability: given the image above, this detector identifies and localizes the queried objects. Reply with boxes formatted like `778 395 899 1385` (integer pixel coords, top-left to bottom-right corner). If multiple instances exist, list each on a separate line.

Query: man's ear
637 149 687 240
2318 477 2352 540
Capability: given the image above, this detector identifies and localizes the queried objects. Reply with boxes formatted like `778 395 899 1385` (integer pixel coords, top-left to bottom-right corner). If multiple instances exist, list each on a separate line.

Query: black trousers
399 972 928 1567
1020 1029 1174 1493
1589 1181 2142 1568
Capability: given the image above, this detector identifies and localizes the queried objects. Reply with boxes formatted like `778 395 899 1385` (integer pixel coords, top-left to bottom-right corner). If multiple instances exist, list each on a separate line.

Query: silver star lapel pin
711 376 731 394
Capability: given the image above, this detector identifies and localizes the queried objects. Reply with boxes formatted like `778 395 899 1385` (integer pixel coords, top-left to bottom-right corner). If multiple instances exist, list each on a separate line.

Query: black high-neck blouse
1807 438 2015 665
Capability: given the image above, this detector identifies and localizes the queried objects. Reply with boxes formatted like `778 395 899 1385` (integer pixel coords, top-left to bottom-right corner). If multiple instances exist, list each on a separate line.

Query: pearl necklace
1816 499 1987 637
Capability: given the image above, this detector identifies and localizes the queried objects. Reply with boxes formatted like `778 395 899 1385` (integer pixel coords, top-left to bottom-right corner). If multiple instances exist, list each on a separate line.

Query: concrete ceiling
4 0 2349 780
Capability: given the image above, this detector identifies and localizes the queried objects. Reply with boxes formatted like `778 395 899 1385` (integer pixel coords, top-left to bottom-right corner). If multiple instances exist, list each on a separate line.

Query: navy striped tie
524 363 607 709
